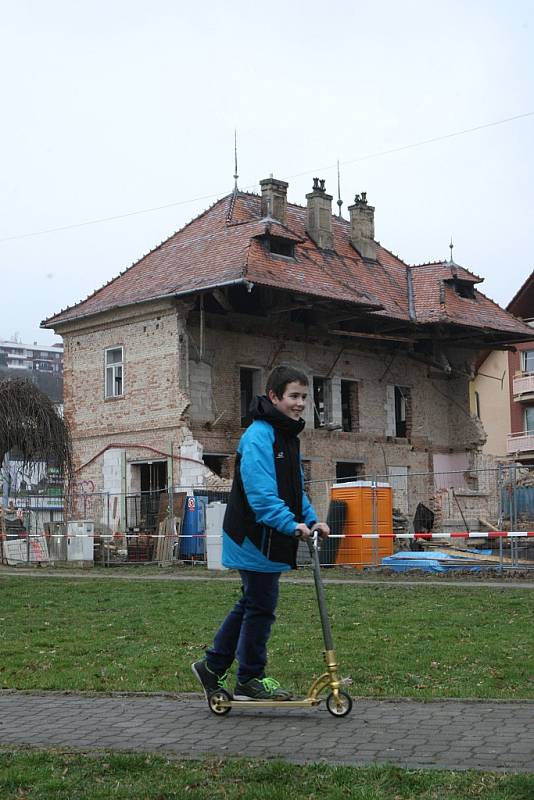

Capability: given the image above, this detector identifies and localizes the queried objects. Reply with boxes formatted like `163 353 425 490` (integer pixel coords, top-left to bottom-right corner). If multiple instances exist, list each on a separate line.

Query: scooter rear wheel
208 689 232 715
326 690 352 717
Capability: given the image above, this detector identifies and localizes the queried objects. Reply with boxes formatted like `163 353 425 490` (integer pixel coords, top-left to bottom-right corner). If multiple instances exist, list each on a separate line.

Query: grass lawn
1 576 533 699
1 751 533 800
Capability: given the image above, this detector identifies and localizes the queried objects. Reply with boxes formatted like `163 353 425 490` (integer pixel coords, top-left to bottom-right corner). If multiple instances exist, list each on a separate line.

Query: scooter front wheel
208 689 232 715
326 690 352 717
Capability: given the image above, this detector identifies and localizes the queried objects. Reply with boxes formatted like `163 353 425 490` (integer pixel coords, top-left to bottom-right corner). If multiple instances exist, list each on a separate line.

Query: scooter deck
220 697 321 709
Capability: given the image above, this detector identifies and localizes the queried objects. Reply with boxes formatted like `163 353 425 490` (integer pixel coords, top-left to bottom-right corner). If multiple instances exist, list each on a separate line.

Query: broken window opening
203 454 230 478
240 367 262 427
453 280 475 299
313 377 326 428
139 461 167 494
335 461 364 482
341 380 359 432
394 385 411 438
127 461 167 532
269 236 295 258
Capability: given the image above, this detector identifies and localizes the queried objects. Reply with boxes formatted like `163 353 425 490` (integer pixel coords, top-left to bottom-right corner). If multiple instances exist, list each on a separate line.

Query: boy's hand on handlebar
312 522 330 539
294 523 312 539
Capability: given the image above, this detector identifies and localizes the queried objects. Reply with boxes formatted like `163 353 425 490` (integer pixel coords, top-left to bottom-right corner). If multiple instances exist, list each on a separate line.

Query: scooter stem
306 534 334 651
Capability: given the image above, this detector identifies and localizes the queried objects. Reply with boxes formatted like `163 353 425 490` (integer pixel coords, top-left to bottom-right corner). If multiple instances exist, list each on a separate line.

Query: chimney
305 177 333 249
348 192 377 260
260 176 288 223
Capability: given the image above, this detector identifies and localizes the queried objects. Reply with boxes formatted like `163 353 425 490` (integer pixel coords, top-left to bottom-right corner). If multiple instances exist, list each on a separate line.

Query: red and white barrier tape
2 531 534 541
336 531 534 539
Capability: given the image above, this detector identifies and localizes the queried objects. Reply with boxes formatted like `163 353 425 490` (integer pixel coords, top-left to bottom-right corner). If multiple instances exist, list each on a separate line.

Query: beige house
471 350 510 459
472 271 534 463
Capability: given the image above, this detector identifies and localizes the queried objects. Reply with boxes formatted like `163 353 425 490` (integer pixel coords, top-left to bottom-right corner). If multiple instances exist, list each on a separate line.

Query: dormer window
453 280 475 300
268 236 295 258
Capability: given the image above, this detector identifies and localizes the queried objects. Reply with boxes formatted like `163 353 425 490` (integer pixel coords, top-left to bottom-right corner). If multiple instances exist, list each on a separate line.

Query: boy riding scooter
192 365 329 701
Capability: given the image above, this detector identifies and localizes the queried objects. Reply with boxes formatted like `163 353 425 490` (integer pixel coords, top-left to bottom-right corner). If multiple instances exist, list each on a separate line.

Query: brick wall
187 313 480 519
61 301 217 494
58 303 483 528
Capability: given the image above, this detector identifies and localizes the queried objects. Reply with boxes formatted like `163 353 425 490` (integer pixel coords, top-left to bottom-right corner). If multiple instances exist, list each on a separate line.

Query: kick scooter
207 532 353 717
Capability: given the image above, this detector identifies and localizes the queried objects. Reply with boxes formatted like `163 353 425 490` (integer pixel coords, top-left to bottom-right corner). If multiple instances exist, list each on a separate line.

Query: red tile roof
42 191 533 340
247 219 305 243
409 262 530 334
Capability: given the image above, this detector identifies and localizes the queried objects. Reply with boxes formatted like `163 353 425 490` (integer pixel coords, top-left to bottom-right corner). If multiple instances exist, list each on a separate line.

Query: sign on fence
2 535 49 565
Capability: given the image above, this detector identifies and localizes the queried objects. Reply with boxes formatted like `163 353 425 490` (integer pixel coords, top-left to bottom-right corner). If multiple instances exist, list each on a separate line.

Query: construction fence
2 465 534 572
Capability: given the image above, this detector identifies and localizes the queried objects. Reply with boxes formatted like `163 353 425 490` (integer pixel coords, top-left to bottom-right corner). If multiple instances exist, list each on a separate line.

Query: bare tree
0 377 72 485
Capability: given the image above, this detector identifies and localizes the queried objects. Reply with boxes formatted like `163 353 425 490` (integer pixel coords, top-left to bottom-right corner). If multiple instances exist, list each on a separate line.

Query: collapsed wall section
187 312 483 522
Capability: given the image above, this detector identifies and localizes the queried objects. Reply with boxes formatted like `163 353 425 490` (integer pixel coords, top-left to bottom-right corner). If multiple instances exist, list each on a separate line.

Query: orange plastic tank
330 481 394 569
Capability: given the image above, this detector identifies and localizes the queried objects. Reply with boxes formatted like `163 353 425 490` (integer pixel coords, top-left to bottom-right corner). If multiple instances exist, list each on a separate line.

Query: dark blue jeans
206 570 281 684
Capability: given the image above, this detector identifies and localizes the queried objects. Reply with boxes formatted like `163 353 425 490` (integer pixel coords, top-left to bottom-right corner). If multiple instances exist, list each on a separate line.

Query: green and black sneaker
191 660 231 699
234 676 293 701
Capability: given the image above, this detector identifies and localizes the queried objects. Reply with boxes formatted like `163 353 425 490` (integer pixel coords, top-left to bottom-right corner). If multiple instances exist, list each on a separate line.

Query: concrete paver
1 691 533 772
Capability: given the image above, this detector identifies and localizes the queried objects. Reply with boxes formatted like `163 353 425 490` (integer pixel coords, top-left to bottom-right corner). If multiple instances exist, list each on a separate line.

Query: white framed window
105 346 123 398
521 350 534 373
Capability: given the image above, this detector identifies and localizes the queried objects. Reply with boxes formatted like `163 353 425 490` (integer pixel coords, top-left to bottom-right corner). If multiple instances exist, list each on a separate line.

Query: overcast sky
1 0 533 346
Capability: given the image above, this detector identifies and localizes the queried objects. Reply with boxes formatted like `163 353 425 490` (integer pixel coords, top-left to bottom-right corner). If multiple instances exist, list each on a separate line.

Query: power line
292 110 534 177
1 110 533 244
0 189 233 243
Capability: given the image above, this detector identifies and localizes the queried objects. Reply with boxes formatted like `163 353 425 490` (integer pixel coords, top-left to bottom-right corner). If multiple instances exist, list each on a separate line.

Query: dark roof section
507 269 534 319
42 191 533 341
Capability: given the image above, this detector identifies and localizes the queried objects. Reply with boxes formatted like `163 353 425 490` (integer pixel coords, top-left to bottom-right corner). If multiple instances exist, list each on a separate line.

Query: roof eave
425 320 534 345
41 277 252 330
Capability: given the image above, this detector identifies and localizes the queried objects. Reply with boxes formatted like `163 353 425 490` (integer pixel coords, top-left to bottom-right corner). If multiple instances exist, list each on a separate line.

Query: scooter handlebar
294 529 321 548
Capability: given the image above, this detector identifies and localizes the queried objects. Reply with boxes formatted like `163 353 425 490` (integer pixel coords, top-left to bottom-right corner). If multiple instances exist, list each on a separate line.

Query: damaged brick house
42 176 533 528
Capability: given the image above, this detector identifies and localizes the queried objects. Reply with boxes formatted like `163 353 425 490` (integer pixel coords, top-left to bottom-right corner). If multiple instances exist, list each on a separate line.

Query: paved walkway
1 691 533 772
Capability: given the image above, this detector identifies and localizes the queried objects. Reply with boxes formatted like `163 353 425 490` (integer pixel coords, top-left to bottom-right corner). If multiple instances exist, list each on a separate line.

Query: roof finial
336 159 343 218
449 236 454 264
233 129 239 192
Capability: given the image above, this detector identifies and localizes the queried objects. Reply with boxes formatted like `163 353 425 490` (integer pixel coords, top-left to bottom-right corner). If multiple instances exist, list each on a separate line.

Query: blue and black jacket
222 395 317 572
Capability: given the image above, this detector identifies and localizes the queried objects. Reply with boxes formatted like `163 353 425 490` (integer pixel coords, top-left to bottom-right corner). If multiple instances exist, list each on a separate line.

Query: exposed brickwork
61 300 485 527
185 313 481 520
61 301 226 499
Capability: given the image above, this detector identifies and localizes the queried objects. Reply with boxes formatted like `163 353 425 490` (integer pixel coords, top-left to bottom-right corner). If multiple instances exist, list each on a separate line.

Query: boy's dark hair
266 365 309 399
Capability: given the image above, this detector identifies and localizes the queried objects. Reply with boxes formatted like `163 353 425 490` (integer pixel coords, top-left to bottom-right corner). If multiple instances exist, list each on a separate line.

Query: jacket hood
250 395 305 436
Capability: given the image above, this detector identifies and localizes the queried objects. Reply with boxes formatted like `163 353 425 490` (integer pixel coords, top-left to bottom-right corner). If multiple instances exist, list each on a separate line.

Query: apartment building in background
0 340 63 373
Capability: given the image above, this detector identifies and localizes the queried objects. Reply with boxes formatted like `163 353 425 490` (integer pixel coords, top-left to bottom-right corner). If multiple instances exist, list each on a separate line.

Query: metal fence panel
2 471 534 571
